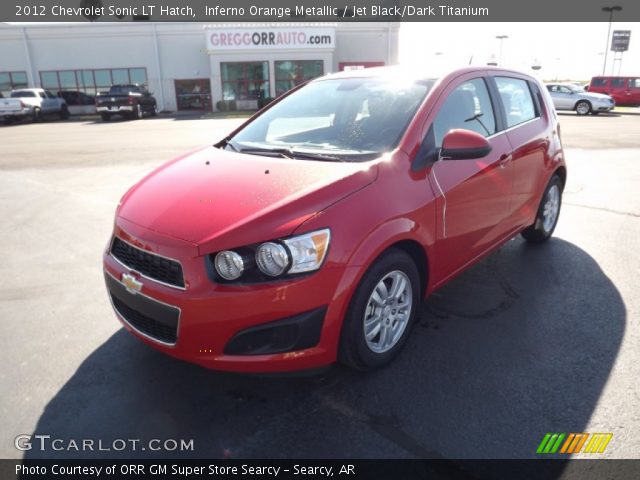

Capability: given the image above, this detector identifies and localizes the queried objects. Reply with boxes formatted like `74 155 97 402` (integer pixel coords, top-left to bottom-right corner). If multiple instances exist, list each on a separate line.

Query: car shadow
23 238 625 476
557 111 622 118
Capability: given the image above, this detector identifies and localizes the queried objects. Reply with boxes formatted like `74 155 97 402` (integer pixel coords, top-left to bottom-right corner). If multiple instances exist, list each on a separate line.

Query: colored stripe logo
537 433 612 454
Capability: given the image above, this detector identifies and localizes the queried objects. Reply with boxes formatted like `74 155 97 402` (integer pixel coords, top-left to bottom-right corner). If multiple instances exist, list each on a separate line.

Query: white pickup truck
0 88 69 124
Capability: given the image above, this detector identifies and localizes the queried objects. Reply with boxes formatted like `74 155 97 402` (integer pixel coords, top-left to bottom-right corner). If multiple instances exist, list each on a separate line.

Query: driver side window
433 78 496 148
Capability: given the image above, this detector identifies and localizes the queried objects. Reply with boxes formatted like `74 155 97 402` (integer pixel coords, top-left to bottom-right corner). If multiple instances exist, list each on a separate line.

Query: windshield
229 77 433 162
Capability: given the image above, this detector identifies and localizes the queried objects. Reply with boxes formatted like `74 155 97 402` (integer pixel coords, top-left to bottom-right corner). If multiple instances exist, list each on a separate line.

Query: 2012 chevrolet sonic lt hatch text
103 66 566 373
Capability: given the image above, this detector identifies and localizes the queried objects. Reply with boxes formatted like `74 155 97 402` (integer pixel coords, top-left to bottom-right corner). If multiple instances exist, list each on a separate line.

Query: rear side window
611 78 626 88
590 78 607 87
630 79 640 89
495 77 537 128
433 78 496 147
11 91 35 98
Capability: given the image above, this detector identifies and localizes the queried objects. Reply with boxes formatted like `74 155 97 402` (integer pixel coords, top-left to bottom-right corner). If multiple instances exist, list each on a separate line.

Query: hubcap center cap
383 306 392 317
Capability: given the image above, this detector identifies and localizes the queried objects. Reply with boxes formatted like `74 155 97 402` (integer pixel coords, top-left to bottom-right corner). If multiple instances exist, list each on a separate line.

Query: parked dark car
95 84 157 121
57 90 95 106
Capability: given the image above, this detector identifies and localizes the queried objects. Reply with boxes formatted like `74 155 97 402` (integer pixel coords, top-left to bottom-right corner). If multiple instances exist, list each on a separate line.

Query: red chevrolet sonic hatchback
103 67 566 373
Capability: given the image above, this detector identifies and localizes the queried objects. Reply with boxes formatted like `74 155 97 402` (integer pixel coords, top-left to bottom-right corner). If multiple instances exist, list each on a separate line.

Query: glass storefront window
275 60 324 96
0 71 29 97
221 62 269 101
38 68 147 102
58 71 77 89
130 68 147 84
111 69 129 84
175 79 212 111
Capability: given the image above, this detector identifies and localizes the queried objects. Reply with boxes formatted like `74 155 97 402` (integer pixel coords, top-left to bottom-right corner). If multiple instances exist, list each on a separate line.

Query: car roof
316 65 536 83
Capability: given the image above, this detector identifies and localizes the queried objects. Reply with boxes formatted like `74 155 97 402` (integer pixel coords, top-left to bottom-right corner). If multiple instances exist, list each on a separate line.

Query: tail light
20 101 26 108
128 96 135 105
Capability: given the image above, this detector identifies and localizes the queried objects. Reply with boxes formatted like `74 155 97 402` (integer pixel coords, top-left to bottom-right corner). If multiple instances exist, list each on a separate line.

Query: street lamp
602 6 622 75
496 35 509 66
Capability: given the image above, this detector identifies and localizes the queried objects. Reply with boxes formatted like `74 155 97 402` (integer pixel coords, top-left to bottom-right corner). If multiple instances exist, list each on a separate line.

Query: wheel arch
574 99 591 111
553 165 567 191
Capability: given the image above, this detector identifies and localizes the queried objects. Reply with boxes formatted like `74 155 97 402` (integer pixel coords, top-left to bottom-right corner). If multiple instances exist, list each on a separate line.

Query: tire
59 105 70 120
100 113 111 122
339 249 421 371
150 103 158 117
521 174 563 244
575 100 591 116
134 104 143 119
31 107 41 123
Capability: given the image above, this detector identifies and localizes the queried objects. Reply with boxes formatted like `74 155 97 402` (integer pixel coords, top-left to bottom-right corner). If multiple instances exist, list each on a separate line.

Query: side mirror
440 129 492 160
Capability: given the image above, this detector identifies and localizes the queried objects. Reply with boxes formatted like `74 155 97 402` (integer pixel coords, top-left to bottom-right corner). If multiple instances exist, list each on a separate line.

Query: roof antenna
468 55 474 65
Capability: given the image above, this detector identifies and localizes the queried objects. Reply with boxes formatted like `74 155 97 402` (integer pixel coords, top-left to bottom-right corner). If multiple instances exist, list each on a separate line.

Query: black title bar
4 0 640 22
3 460 640 480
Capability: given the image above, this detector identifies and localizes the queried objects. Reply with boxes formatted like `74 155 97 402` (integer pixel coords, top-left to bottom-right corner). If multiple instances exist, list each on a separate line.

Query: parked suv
103 67 566 373
0 88 69 124
588 76 640 106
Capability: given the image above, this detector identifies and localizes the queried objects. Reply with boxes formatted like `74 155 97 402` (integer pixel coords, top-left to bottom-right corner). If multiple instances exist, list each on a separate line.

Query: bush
215 100 237 112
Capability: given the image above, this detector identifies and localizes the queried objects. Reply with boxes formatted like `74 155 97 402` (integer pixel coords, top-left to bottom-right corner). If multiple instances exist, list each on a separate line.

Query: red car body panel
103 67 566 372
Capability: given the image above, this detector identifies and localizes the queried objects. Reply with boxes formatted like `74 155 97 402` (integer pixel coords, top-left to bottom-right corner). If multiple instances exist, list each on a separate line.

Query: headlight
255 242 290 277
283 229 330 274
210 229 331 282
214 250 245 280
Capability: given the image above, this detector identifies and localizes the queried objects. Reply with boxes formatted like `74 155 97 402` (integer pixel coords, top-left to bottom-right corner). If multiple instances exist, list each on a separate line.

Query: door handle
498 154 512 168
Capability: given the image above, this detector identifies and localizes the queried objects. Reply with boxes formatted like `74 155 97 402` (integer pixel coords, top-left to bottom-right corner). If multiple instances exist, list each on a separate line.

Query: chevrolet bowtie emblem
122 272 143 294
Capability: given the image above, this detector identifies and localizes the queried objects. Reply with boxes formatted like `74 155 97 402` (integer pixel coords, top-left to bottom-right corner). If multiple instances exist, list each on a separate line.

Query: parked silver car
545 83 614 115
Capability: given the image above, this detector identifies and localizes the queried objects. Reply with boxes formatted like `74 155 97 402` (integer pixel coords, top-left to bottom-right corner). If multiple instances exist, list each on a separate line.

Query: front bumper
103 219 350 373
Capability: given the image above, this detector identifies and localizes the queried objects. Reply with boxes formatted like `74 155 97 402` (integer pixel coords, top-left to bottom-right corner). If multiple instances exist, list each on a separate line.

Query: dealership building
0 22 399 112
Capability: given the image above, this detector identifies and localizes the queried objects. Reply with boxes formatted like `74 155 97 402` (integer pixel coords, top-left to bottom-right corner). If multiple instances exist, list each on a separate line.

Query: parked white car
545 83 614 115
0 88 69 124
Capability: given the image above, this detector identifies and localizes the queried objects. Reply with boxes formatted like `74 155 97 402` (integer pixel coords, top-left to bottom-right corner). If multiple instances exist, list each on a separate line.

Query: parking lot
1 111 639 461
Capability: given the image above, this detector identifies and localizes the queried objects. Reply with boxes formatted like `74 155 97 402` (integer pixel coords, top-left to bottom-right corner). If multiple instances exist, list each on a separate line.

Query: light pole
496 35 509 66
602 6 622 75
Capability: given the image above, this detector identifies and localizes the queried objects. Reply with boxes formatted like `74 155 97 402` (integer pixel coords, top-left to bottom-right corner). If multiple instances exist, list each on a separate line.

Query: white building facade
0 22 399 112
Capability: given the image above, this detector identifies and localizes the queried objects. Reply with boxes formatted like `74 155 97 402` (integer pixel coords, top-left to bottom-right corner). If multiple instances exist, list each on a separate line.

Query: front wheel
31 107 41 122
521 174 563 244
575 100 591 116
339 249 421 371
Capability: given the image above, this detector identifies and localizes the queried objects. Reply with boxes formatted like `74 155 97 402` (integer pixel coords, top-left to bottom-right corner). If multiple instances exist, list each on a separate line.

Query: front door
427 76 514 282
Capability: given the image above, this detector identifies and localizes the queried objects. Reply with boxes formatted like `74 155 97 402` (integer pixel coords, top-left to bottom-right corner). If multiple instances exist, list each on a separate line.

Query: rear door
626 78 640 106
490 74 551 230
426 73 515 280
608 77 627 105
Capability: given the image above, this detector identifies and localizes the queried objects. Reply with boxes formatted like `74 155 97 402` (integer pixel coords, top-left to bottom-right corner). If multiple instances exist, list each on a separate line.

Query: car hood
583 92 612 101
118 146 378 252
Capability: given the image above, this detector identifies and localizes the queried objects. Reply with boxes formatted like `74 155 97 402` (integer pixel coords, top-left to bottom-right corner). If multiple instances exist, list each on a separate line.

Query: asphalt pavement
0 111 638 464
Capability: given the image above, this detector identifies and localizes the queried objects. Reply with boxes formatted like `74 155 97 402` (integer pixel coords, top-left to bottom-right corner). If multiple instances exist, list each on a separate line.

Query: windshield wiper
239 147 295 159
240 146 344 162
464 113 491 136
